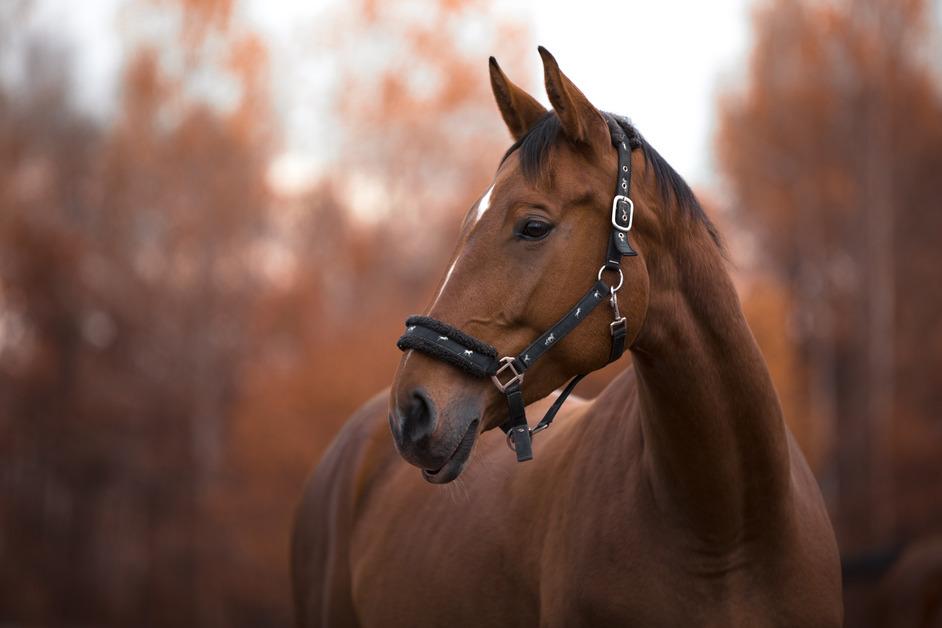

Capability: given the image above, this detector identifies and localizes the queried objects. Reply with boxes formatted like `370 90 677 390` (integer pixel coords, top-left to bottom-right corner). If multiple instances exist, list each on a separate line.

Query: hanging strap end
509 426 533 462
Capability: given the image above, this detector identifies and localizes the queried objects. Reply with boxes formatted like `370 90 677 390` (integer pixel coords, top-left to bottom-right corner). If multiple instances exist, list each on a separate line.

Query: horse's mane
500 111 722 249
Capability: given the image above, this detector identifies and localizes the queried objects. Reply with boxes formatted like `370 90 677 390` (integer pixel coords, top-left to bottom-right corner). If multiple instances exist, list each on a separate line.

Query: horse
292 47 843 627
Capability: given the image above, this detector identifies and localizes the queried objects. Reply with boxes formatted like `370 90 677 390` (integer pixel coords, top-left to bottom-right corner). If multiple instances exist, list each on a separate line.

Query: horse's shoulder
291 388 393 628
784 426 831 520
300 388 395 512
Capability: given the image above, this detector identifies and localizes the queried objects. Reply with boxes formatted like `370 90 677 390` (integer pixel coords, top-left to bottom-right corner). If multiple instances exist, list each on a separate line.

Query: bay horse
292 48 843 627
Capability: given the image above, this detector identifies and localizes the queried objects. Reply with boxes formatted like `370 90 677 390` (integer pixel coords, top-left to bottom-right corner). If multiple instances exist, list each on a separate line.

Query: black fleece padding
403 316 498 358
397 317 499 378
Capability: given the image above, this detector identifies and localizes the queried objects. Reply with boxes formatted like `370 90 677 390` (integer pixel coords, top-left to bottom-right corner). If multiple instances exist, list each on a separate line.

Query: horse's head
389 48 652 483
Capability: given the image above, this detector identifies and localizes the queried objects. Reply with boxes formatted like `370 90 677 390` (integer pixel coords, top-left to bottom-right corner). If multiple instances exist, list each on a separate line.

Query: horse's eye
518 219 554 241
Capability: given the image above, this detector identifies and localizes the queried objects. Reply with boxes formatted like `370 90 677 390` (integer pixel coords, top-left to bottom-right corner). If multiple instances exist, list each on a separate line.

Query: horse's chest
531 491 786 626
537 520 685 624
351 492 801 628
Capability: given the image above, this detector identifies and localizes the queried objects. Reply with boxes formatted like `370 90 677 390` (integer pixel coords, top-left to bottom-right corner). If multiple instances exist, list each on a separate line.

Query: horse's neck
630 230 791 542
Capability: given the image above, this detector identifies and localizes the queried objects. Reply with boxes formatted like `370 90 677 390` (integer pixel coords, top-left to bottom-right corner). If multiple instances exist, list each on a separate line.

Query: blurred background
0 0 940 625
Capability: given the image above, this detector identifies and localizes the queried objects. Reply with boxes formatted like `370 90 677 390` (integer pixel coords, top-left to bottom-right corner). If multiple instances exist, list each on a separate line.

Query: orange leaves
0 1 279 624
154 0 234 45
226 33 271 146
327 0 533 235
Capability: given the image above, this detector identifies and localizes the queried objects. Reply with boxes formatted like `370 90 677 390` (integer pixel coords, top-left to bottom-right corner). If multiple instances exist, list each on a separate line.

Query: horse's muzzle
389 388 479 483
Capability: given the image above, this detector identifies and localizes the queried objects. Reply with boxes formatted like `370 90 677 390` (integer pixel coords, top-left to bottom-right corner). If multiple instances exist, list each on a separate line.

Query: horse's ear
538 46 608 148
489 56 547 141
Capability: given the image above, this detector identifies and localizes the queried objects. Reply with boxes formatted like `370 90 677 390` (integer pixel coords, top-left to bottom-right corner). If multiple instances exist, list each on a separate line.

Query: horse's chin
421 419 478 484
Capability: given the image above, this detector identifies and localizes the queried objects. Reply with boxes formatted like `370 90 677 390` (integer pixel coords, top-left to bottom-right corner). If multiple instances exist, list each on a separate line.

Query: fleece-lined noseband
397 114 639 462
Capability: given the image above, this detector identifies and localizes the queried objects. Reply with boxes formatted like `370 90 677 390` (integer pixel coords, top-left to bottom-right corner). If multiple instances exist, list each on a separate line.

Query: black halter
397 115 639 463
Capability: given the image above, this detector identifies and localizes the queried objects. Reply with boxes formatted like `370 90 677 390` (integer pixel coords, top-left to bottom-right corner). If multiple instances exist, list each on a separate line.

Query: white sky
253 0 755 190
493 0 754 185
43 0 755 190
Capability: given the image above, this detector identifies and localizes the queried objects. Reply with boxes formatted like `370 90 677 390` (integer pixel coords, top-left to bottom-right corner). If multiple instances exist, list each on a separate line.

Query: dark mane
500 112 721 248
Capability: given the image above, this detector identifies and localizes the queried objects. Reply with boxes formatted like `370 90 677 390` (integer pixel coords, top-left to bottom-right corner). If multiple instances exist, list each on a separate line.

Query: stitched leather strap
503 383 533 462
532 374 586 434
610 319 628 362
605 114 638 259
509 280 611 374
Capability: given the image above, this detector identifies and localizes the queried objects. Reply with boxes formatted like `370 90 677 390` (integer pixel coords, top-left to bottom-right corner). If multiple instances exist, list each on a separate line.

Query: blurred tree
717 0 942 575
0 0 273 625
324 0 533 268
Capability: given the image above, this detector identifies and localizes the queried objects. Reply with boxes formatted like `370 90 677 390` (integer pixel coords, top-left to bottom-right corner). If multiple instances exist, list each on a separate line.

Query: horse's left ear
538 46 609 149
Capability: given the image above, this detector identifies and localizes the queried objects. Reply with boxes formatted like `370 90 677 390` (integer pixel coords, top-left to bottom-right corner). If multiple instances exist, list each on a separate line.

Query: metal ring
505 426 529 451
597 265 624 292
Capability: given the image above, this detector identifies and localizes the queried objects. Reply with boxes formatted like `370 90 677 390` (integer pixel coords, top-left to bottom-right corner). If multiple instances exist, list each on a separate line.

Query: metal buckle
609 288 623 318
491 356 524 393
608 282 626 336
611 195 634 232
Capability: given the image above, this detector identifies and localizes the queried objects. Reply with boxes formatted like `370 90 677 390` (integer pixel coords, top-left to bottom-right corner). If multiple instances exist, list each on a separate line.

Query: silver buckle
611 195 634 231
491 356 524 393
609 284 626 335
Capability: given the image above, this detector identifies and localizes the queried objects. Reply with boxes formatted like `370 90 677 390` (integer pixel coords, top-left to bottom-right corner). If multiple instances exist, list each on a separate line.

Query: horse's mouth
422 419 478 484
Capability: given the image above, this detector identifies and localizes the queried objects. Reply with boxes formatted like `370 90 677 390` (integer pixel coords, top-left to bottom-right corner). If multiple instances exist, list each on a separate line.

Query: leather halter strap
397 114 638 462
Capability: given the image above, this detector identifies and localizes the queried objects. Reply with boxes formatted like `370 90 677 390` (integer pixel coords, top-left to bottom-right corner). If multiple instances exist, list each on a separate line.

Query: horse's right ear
489 57 547 141
538 46 608 149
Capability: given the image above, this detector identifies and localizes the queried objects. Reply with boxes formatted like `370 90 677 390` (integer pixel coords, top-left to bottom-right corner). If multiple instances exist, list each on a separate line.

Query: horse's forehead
469 143 595 230
503 140 605 195
472 183 495 225
467 166 522 229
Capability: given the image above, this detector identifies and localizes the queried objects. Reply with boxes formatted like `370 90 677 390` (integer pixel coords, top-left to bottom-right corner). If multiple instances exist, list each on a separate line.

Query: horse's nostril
402 388 436 445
